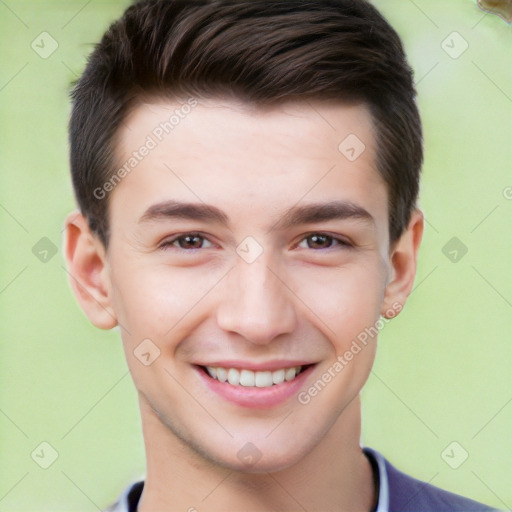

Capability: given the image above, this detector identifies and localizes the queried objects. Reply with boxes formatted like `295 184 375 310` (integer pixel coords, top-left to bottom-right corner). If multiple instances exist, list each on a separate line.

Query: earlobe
381 209 424 318
63 211 118 329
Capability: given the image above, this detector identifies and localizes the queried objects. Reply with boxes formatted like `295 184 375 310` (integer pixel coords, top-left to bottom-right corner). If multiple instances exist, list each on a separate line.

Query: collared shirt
104 447 496 512
364 447 389 512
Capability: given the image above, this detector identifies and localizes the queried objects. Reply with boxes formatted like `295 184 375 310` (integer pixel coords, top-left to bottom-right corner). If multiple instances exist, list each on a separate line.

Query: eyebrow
139 200 229 225
138 199 375 230
271 201 375 231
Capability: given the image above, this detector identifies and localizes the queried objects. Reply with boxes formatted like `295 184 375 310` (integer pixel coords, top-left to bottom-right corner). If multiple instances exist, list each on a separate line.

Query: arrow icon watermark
32 237 58 263
442 236 468 263
338 133 366 162
236 236 263 263
134 338 161 366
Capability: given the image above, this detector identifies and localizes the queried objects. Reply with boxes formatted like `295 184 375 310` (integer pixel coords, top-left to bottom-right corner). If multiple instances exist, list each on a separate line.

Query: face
68 98 420 473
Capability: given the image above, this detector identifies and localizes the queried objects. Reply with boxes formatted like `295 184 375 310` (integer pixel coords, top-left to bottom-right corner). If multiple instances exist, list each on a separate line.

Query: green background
1 0 511 509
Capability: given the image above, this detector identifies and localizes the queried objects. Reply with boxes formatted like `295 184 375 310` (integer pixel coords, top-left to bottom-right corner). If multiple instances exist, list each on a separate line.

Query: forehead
110 97 387 234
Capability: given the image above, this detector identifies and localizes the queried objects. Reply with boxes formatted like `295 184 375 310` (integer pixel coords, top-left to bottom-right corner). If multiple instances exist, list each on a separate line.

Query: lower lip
196 365 315 409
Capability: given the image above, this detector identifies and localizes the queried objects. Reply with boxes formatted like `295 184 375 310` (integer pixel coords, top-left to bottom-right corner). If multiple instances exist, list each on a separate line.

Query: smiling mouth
201 365 311 388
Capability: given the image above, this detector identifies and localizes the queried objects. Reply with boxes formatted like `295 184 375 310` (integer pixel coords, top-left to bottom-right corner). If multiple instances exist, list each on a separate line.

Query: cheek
109 260 224 346
291 259 386 346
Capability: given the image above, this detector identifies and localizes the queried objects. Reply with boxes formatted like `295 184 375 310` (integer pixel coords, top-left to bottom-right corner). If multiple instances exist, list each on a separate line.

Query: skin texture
65 98 423 511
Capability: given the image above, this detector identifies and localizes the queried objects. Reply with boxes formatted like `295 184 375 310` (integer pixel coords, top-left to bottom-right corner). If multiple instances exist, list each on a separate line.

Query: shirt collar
363 446 390 512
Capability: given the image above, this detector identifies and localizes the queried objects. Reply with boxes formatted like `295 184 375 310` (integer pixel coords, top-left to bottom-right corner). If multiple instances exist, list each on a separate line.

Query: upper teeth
205 366 302 388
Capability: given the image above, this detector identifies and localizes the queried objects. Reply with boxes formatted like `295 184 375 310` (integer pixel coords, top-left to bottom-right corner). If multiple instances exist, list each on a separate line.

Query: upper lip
196 360 316 371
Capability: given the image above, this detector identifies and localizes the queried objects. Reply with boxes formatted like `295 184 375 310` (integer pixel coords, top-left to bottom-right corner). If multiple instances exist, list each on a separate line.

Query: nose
216 256 297 345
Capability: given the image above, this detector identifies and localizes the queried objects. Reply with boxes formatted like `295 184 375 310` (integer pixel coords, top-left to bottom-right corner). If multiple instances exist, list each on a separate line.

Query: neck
138 395 375 512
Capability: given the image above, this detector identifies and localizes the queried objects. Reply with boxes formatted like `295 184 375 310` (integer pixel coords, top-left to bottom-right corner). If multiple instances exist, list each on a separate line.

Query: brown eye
178 234 204 248
297 233 351 250
161 233 213 250
305 234 334 249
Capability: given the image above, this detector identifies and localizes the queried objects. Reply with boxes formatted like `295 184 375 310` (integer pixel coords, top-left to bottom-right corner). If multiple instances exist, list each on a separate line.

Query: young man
64 0 497 510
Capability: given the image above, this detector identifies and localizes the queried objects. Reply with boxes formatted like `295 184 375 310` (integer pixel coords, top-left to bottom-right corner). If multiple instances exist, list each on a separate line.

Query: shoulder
368 448 498 512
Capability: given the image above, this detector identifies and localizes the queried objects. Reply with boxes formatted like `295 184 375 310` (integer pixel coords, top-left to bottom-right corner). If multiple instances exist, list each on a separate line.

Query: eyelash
159 232 214 251
159 232 352 251
297 233 352 250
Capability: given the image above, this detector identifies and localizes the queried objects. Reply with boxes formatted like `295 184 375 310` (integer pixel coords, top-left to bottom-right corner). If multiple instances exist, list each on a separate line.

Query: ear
381 209 424 318
63 211 118 329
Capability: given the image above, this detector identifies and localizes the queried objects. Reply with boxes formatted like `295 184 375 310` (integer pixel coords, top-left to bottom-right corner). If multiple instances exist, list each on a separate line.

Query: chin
205 433 319 474
218 449 309 475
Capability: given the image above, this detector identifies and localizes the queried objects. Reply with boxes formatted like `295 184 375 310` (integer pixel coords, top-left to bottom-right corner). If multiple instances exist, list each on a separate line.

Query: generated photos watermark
297 301 402 405
93 97 198 200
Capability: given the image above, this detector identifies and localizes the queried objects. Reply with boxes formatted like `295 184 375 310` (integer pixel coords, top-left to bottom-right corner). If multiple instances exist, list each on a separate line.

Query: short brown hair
69 0 422 247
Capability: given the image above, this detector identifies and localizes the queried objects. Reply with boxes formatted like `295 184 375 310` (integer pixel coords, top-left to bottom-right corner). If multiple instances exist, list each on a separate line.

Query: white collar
363 446 390 512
